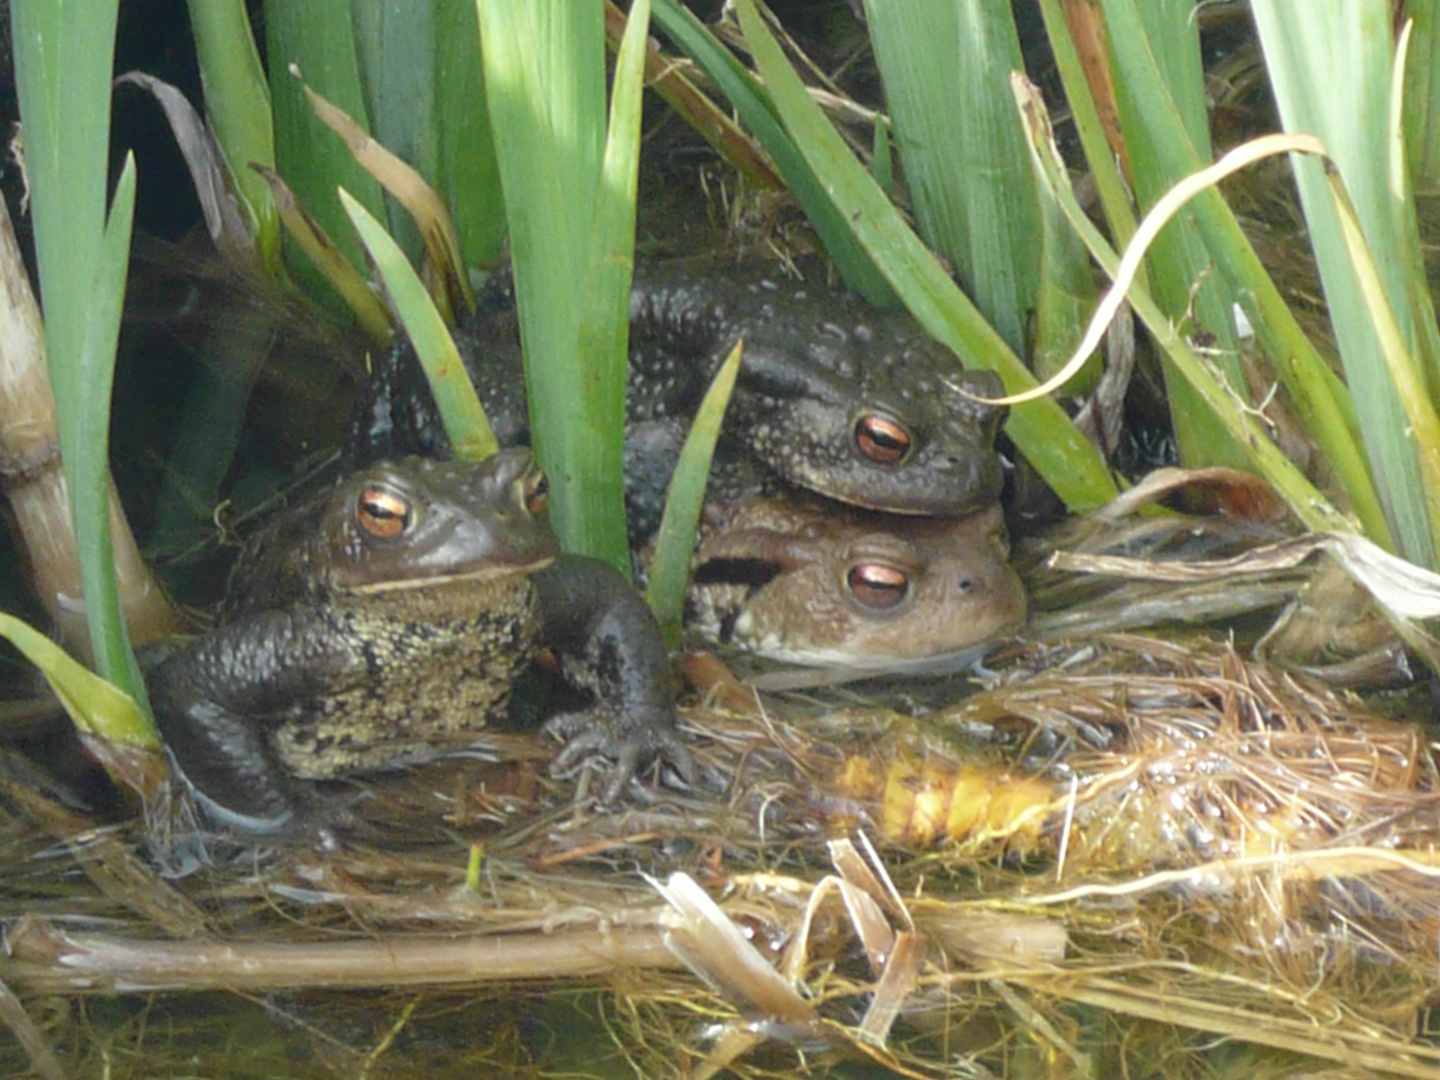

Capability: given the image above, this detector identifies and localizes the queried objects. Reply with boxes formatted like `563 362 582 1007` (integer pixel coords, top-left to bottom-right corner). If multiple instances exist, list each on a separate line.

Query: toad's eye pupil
524 469 550 516
847 563 909 609
855 415 911 464
358 488 411 539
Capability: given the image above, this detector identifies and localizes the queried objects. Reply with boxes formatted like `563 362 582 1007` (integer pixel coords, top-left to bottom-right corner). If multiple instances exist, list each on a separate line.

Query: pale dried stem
4 914 682 994
0 972 64 1080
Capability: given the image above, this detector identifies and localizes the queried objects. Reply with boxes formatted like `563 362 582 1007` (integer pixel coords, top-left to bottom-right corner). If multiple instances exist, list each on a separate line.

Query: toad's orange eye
358 487 411 539
855 415 911 464
524 468 550 516
847 563 909 609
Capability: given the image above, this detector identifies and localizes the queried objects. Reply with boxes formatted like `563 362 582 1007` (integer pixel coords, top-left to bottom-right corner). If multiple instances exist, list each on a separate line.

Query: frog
348 259 1009 540
147 449 693 837
681 497 1027 676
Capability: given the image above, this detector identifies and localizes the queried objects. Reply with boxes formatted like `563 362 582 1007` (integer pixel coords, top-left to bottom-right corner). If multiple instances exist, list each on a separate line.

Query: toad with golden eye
149 450 692 837
682 497 1027 674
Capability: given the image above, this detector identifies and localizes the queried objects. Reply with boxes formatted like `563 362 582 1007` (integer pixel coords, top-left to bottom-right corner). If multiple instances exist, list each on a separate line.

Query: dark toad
349 260 1008 538
148 450 691 836
684 498 1026 676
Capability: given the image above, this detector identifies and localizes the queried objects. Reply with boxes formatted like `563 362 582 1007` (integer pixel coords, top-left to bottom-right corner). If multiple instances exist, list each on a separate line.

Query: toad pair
150 263 1024 834
356 260 1027 672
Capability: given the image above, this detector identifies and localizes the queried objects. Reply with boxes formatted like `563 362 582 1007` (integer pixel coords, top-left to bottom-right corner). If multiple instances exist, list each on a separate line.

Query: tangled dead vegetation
3 632 1440 1077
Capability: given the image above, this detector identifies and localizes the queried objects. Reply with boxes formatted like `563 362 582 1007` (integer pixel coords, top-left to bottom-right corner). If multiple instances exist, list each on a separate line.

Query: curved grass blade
999 133 1326 408
115 72 257 263
254 164 395 344
300 72 473 322
0 613 156 749
1012 85 1352 537
646 339 743 644
340 188 497 462
1041 0 1385 548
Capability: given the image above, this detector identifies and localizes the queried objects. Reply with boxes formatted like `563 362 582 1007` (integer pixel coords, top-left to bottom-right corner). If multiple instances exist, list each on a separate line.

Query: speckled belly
274 600 541 779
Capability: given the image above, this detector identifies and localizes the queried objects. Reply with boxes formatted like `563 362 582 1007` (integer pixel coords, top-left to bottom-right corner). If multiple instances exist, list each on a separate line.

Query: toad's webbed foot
544 705 696 804
534 554 695 801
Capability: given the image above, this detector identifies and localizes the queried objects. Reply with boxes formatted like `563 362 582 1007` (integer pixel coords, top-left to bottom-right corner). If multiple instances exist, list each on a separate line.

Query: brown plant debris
4 634 1440 1077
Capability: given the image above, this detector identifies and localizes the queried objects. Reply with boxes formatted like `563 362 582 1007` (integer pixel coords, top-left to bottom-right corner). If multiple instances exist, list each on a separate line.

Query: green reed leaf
341 188 497 462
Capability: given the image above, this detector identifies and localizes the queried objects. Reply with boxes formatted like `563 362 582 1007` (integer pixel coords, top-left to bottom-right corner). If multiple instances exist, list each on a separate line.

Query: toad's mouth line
338 555 558 595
